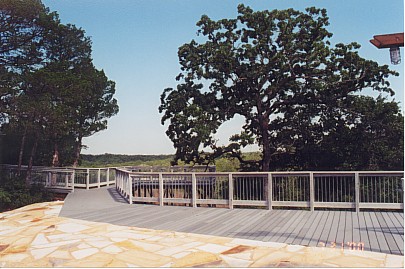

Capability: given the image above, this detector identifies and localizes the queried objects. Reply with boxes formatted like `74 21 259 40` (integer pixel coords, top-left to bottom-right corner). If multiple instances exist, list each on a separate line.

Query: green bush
0 174 54 212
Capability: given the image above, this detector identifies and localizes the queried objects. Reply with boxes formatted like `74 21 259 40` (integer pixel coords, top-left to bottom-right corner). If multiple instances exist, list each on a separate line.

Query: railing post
228 173 233 209
86 168 90 190
65 173 69 188
159 173 164 206
192 173 197 208
267 173 273 210
309 172 314 211
106 168 110 186
97 169 101 188
355 172 360 213
128 174 133 204
47 172 52 187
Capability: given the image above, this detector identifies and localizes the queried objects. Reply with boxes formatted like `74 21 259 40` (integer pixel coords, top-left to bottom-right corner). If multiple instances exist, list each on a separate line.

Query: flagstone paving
0 201 403 267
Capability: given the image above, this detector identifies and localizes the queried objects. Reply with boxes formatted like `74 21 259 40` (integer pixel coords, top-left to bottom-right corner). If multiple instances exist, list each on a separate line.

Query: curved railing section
0 165 116 191
114 169 404 211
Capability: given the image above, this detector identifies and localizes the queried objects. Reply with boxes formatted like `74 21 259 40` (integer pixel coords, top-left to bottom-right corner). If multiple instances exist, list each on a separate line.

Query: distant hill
80 153 174 167
80 152 261 171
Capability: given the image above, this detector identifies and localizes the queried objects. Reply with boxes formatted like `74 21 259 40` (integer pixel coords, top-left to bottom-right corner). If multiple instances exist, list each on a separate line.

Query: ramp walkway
59 186 404 255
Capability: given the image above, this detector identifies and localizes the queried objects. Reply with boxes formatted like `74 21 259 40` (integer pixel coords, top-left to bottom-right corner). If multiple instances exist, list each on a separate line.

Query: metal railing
115 169 404 211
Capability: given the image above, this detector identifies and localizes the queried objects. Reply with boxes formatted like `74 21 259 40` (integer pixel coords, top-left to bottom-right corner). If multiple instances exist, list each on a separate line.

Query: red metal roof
370 32 404 49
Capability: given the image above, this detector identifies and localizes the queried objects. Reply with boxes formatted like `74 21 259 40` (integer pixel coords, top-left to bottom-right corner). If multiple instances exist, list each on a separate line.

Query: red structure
370 32 404 48
370 32 404 65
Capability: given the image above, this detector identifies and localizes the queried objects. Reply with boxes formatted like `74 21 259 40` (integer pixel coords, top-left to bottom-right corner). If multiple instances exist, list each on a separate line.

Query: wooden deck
59 186 404 255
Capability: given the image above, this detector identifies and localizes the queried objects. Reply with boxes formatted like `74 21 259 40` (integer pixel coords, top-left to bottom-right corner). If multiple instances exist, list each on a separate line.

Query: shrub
0 173 54 212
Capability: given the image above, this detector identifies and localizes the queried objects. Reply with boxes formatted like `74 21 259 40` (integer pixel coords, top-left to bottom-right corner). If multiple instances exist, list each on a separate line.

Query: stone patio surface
0 201 403 267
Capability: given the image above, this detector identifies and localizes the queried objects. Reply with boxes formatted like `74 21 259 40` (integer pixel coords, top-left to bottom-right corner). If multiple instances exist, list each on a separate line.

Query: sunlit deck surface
59 186 404 255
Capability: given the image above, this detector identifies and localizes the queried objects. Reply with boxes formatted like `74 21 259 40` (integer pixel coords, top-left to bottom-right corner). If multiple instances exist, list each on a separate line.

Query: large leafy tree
0 0 119 168
160 5 398 171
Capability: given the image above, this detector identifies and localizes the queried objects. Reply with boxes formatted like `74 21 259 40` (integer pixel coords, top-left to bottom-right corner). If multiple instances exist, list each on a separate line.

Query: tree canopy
0 0 119 169
160 5 403 171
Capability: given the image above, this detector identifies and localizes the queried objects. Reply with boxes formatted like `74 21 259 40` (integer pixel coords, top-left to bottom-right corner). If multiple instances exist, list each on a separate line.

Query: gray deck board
301 211 322 247
358 212 372 252
376 212 401 255
272 210 306 243
364 212 381 253
326 211 339 244
249 210 286 241
59 186 404 255
307 211 329 247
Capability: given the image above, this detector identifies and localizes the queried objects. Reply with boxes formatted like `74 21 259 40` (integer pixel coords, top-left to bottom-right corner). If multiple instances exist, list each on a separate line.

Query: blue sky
42 0 404 155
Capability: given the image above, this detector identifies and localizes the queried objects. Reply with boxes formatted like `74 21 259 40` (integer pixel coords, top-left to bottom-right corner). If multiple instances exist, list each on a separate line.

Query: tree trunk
52 142 60 167
259 112 271 172
17 125 27 175
26 132 38 185
72 137 82 167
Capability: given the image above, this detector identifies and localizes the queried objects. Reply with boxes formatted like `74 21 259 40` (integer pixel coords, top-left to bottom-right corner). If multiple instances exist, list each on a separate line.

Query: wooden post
267 173 273 210
86 168 90 190
159 173 164 206
47 172 52 187
128 175 133 204
309 172 314 211
65 173 69 188
228 173 233 209
106 168 110 186
192 173 197 208
355 172 360 213
97 169 101 188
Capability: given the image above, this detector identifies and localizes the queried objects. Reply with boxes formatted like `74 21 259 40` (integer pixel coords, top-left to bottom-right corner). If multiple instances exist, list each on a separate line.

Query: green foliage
0 0 118 168
0 173 54 212
160 4 401 171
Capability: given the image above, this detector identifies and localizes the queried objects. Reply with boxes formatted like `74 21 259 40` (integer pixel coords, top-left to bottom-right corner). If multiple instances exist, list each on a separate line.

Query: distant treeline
79 153 175 168
79 152 261 172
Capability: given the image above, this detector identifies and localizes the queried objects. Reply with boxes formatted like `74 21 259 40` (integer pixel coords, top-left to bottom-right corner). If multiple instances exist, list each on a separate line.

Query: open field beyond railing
115 169 404 211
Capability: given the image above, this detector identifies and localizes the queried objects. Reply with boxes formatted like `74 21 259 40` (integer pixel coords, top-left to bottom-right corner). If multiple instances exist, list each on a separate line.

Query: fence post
86 168 90 190
159 173 164 206
128 174 133 204
106 168 110 186
47 172 52 187
267 173 273 210
355 172 360 213
309 172 314 211
228 173 233 209
65 173 69 188
192 173 197 208
97 169 101 188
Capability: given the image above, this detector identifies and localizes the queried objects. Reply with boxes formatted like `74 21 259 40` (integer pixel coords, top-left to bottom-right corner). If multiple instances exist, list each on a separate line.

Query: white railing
73 168 116 189
0 165 116 191
115 169 404 211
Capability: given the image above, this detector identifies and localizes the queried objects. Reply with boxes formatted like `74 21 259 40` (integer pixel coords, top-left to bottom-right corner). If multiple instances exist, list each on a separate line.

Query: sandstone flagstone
0 201 403 267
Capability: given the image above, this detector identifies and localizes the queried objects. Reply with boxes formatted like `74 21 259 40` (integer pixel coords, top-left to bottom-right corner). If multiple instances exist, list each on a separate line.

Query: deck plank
293 211 320 246
246 210 286 241
59 186 403 255
369 212 390 254
376 212 401 255
266 210 303 242
307 211 330 247
363 212 381 253
326 211 340 244
301 211 323 247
